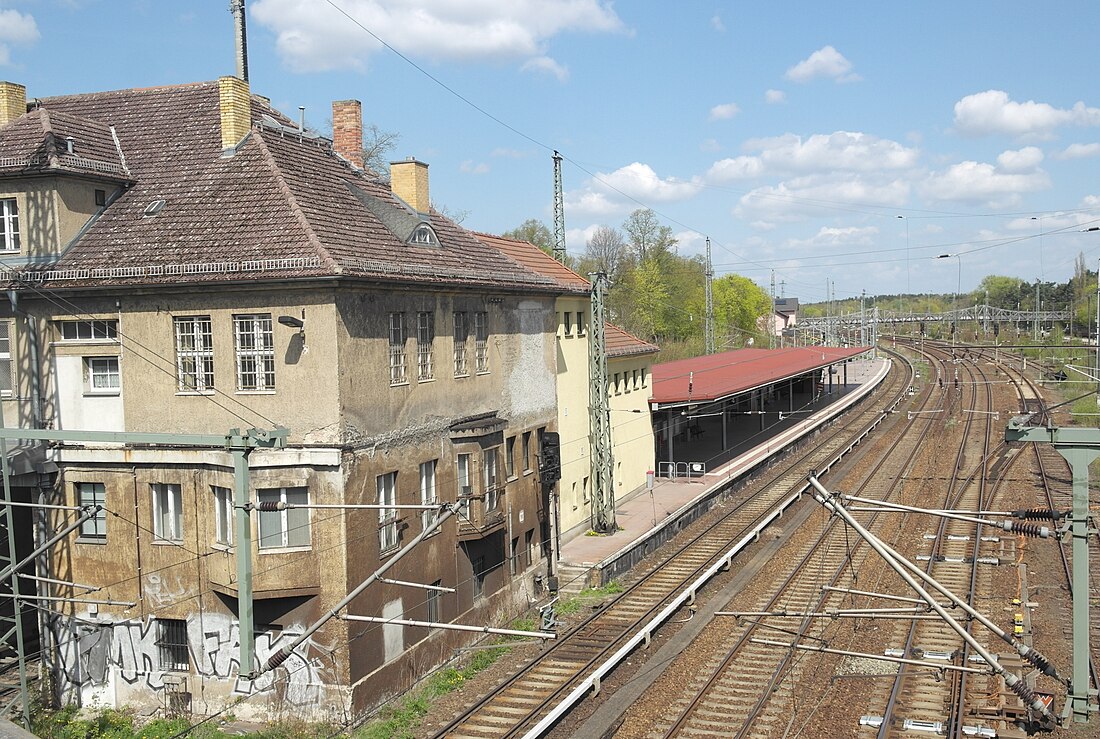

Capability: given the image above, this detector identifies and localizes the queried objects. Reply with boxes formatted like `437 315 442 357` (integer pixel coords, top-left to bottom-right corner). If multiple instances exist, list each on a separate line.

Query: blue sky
3 1 1099 304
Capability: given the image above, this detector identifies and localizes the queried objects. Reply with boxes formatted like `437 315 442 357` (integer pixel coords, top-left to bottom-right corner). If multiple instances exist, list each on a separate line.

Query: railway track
435 357 909 738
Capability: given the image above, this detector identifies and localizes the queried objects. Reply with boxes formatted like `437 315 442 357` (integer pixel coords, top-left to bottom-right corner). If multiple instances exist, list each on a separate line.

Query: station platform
556 357 892 592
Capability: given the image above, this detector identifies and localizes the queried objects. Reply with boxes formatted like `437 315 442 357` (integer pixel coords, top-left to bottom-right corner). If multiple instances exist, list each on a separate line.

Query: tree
712 274 772 348
581 226 627 280
628 258 671 341
502 219 554 255
362 124 401 181
976 275 1027 310
622 208 677 263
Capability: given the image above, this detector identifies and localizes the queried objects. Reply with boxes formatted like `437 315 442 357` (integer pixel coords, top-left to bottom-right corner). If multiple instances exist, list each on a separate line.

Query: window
0 321 12 397
474 311 489 373
212 486 233 546
156 619 188 671
633 369 639 390
427 580 441 627
577 312 586 336
505 436 516 479
417 312 434 381
641 368 647 387
563 312 573 336
233 314 275 391
58 320 117 341
484 448 500 513
453 312 468 376
613 372 621 394
522 431 532 472
412 225 434 244
525 529 534 568
377 472 398 552
389 312 407 385
420 460 437 531
0 199 18 252
77 482 106 540
85 357 120 393
457 453 472 517
94 189 106 207
152 483 182 542
258 487 310 549
583 476 590 504
510 536 519 576
472 555 485 598
175 316 214 392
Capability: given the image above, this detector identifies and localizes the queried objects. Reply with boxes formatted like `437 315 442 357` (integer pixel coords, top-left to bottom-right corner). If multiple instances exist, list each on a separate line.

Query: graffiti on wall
54 612 339 714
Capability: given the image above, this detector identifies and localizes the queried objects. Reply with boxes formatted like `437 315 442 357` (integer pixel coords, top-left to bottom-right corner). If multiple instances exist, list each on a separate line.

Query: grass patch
30 705 331 739
555 581 624 616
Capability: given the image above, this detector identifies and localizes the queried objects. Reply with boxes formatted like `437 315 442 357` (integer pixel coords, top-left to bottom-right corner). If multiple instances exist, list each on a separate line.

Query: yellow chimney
389 157 430 213
218 76 251 152
0 81 27 127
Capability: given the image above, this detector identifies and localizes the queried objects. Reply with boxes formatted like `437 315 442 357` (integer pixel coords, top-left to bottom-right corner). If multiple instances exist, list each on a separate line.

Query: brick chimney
332 99 363 169
218 76 251 153
390 157 430 213
0 81 27 127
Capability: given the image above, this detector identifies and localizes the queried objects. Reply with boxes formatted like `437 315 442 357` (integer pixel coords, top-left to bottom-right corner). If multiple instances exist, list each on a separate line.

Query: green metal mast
1005 416 1097 723
589 272 616 533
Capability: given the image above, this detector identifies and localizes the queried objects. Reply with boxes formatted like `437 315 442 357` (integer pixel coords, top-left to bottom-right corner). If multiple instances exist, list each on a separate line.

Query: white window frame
85 356 120 394
77 482 106 541
484 447 500 513
417 311 434 381
151 483 183 542
457 453 472 517
212 486 233 547
389 313 407 385
474 311 489 373
420 460 437 531
0 320 12 398
453 311 468 377
233 314 275 392
175 316 215 393
58 320 118 342
0 198 19 252
377 472 399 553
257 487 311 549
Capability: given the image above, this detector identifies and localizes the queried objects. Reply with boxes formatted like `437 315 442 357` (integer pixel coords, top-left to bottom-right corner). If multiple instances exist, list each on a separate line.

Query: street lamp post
937 253 961 346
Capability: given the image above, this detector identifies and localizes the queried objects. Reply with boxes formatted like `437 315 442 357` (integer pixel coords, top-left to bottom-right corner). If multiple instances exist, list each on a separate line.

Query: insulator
1012 507 1058 520
1022 646 1060 679
1004 522 1050 539
266 648 291 670
257 501 282 512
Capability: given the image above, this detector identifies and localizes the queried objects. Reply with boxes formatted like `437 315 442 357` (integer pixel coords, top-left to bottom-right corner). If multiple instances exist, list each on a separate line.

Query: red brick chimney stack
332 100 364 170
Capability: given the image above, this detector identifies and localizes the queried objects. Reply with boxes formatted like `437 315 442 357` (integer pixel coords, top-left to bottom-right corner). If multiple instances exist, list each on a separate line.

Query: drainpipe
132 468 143 619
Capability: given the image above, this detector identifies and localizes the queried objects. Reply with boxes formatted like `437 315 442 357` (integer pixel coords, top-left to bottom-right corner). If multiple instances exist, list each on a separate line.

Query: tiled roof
0 108 129 180
650 346 869 406
0 81 559 292
473 232 590 292
606 322 658 358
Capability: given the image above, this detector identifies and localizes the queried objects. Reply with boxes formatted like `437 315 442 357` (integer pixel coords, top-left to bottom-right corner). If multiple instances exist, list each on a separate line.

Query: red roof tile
472 232 589 292
650 346 869 406
605 322 658 358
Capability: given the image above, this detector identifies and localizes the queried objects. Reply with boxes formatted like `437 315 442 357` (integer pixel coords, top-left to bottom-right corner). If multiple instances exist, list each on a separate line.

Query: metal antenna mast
704 237 715 354
552 151 566 263
769 269 776 349
588 272 616 533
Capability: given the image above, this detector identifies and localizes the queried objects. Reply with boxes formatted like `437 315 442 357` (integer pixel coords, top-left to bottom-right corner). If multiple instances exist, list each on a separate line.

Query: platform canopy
650 346 870 410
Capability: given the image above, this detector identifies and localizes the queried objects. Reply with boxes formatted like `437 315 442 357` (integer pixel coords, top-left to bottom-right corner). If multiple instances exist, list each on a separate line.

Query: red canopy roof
650 346 869 407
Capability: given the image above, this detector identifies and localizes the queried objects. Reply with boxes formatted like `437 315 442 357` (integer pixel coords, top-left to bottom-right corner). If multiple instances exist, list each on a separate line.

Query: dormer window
409 224 438 246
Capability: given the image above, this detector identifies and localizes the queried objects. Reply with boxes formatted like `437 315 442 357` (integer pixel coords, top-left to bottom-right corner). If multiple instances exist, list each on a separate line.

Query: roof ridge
252 130 342 274
36 108 61 168
38 80 214 103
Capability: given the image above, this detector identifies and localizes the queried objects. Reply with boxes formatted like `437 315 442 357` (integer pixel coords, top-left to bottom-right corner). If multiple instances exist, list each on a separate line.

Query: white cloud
0 8 40 66
707 131 918 182
953 90 1100 139
251 0 625 72
709 102 739 121
521 55 569 82
564 162 702 218
791 226 879 249
710 14 725 32
996 146 1043 173
920 158 1051 208
735 176 910 221
1053 142 1100 160
784 45 860 83
674 230 707 256
700 138 721 153
460 160 489 175
765 89 786 104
